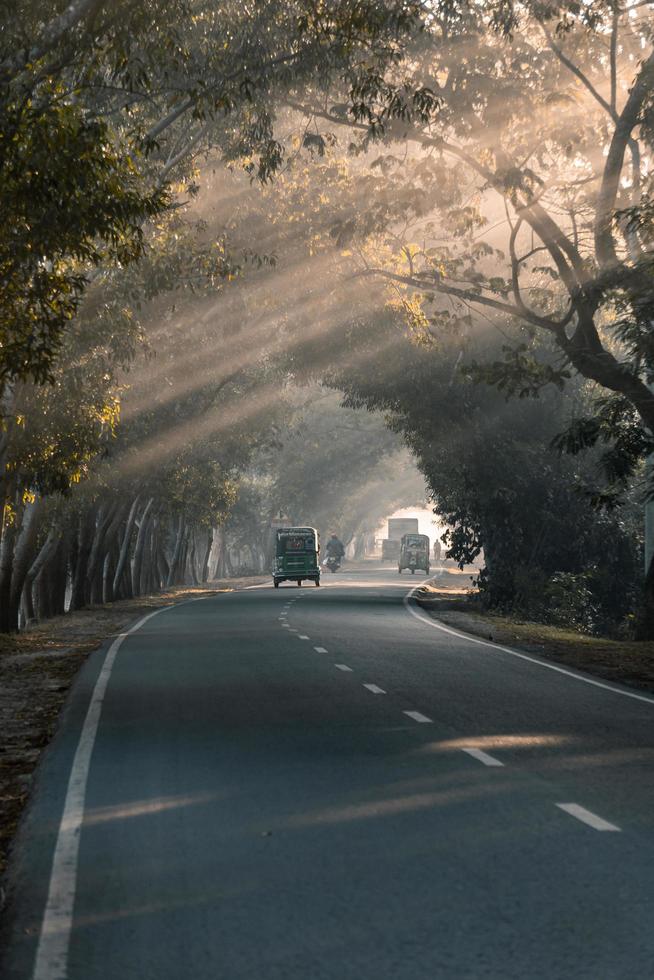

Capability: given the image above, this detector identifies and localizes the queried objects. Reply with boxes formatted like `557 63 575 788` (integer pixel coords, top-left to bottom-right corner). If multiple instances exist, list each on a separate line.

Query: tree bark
0 506 19 632
70 506 95 611
131 498 154 596
23 526 60 623
8 497 43 631
166 514 186 587
86 501 117 605
112 495 140 597
200 529 213 583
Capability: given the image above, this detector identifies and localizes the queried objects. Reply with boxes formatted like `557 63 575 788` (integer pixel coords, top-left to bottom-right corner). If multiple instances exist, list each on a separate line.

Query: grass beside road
0 577 267 886
414 572 654 697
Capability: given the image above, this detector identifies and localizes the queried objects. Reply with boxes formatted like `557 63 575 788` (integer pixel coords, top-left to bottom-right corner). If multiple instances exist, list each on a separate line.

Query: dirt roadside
0 577 267 885
413 567 654 696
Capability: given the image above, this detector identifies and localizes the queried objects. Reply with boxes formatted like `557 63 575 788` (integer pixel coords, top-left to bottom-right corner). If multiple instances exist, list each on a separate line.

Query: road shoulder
0 577 267 889
413 576 654 698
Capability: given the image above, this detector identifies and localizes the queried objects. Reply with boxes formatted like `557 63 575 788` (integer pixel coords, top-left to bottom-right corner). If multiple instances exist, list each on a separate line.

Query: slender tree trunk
8 498 42 631
102 551 114 604
23 526 60 622
35 538 66 620
86 501 118 604
132 498 154 596
113 495 140 596
139 518 155 595
156 532 169 588
70 507 95 611
200 529 213 583
166 514 186 587
187 529 198 586
213 525 228 579
0 510 19 632
101 503 130 604
49 537 68 616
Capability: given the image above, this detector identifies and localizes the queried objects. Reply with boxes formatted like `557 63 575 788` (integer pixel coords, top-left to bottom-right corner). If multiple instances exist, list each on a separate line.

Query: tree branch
357 267 568 334
595 48 654 267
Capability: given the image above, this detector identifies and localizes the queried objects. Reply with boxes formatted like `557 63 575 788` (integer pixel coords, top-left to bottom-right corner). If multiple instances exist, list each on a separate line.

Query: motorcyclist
324 534 345 562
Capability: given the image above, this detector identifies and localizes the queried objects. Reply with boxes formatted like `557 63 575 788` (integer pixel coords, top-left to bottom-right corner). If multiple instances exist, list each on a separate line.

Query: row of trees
2 0 653 636
0 1 433 630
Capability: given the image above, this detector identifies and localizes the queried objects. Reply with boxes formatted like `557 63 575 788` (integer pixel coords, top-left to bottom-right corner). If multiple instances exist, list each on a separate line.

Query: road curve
2 564 654 979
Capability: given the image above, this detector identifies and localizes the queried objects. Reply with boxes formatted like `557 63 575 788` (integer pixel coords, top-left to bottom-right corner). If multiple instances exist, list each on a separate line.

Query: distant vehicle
381 539 401 562
382 518 420 561
273 527 320 588
324 555 341 573
387 517 420 540
398 533 430 574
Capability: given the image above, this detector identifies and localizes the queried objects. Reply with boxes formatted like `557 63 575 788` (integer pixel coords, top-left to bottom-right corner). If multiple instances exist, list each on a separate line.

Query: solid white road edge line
363 684 386 694
461 747 504 767
403 710 433 723
403 583 654 708
556 803 621 832
334 664 353 672
31 598 203 980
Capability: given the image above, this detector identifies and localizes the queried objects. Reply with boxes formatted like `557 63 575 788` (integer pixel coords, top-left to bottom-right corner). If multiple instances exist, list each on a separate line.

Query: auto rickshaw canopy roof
401 533 430 546
275 527 319 555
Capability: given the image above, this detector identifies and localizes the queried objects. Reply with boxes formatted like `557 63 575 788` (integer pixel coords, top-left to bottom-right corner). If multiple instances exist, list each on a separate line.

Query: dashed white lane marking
289 629 298 633
461 747 504 767
403 710 433 724
363 684 386 695
403 585 654 708
298 635 310 640
334 664 353 672
556 803 620 831
314 647 328 653
281 624 290 628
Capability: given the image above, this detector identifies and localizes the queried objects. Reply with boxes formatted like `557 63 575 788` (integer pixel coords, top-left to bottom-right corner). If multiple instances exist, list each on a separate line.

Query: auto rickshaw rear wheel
274 579 279 588
297 579 302 586
315 579 320 587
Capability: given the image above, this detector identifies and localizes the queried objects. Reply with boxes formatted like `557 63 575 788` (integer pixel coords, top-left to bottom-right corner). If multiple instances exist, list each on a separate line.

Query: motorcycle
324 555 341 573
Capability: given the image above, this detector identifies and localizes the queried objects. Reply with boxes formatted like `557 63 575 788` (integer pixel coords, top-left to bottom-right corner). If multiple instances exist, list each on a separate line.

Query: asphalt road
3 563 654 979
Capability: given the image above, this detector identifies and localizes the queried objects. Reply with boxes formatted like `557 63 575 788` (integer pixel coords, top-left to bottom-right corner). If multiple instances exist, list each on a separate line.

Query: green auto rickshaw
273 527 321 588
398 533 430 574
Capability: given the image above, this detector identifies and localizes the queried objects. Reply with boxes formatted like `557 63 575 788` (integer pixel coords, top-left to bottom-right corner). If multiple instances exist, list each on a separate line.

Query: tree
0 0 431 386
292 1 654 429
330 304 643 631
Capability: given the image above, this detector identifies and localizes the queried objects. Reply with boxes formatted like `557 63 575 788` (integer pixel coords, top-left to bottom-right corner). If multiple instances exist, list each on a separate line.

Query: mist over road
3 564 654 979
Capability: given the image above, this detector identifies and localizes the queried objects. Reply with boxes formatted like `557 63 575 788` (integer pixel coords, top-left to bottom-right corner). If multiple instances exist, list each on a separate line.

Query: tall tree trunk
156 531 169 589
0 509 19 632
70 507 95 611
213 525 228 580
187 529 198 586
200 529 213 583
86 501 118 604
50 536 68 616
139 518 155 595
8 497 43 631
23 526 60 623
131 498 154 596
35 538 66 620
166 514 186 587
113 495 140 596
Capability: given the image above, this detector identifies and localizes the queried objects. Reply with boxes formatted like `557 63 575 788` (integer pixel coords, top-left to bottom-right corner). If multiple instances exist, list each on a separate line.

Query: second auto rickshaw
398 533 430 574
